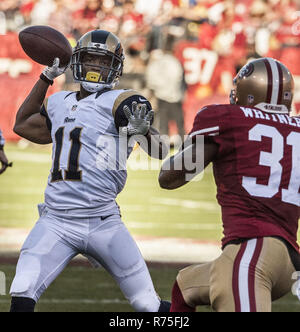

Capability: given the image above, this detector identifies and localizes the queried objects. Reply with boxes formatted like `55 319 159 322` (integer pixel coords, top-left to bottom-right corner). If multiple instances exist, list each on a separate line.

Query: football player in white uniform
10 30 170 312
0 129 9 175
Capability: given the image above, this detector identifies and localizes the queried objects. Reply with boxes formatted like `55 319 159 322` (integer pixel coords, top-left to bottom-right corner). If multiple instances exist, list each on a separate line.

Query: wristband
0 145 3 151
40 73 53 86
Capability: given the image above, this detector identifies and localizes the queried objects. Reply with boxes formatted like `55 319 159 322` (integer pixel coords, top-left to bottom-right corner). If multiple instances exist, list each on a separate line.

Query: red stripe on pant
232 241 247 312
170 281 195 312
248 238 263 312
232 239 264 312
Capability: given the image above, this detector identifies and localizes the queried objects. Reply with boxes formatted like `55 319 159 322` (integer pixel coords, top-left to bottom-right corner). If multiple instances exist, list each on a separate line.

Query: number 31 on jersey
242 124 300 206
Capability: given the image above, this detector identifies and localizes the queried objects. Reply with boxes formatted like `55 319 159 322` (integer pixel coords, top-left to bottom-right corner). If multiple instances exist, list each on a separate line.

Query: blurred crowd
1 0 300 137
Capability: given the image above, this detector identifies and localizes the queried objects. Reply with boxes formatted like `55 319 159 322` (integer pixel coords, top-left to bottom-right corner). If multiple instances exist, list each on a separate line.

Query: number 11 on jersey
51 127 83 182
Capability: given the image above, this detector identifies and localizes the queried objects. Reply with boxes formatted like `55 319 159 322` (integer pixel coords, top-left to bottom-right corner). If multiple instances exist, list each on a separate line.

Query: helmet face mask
71 30 124 92
74 51 122 84
230 57 294 113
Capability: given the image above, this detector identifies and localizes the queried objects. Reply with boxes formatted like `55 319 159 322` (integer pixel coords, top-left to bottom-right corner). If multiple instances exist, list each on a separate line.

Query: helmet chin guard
80 81 115 93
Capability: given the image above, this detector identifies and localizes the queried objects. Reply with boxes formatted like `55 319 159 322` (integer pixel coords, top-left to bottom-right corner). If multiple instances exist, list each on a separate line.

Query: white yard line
0 298 128 305
151 198 219 211
0 203 37 210
7 151 51 164
126 221 221 230
0 227 221 263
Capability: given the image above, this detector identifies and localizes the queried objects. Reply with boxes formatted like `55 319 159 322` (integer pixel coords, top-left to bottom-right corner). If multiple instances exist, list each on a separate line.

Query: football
18 25 73 67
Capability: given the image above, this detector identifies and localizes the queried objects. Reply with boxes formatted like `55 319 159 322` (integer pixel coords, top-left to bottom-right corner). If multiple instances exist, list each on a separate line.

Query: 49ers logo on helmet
238 63 254 79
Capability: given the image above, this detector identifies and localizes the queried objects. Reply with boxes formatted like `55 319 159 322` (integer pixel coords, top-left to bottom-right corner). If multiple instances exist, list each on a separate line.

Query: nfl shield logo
247 95 254 104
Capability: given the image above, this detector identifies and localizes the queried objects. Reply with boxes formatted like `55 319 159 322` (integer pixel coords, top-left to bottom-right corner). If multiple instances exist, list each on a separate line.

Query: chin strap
81 81 116 93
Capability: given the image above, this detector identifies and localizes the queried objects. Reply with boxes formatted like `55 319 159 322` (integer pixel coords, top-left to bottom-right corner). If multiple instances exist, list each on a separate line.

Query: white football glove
42 57 68 81
121 102 154 136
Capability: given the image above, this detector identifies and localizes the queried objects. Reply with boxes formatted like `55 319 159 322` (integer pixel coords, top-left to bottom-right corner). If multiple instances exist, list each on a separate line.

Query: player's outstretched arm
159 137 218 189
122 102 169 159
14 58 66 144
142 126 169 160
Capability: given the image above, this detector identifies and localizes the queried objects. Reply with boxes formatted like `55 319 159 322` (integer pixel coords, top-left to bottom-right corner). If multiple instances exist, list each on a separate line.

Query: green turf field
0 142 223 240
0 143 299 312
0 265 298 312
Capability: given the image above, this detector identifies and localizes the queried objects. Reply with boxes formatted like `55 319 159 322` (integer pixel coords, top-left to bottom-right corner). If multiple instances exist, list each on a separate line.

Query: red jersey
190 104 300 251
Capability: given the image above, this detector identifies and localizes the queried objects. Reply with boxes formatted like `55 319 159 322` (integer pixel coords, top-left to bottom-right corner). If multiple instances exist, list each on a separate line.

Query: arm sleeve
189 105 227 145
0 129 5 148
189 106 220 137
112 91 154 131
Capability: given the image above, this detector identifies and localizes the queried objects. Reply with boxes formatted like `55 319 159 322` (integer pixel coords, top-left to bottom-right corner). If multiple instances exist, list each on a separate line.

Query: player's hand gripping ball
42 57 68 81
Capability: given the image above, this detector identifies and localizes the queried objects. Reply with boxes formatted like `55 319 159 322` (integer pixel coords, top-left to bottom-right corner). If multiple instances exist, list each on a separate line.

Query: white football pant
10 207 161 312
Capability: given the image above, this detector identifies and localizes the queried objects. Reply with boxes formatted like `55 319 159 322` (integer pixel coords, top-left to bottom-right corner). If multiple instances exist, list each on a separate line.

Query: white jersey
41 89 152 216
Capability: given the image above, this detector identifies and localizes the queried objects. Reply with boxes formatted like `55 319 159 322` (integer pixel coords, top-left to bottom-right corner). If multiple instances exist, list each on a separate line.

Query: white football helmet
71 30 124 92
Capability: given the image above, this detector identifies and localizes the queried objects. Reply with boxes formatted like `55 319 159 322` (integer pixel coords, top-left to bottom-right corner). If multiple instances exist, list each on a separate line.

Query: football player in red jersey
159 57 300 312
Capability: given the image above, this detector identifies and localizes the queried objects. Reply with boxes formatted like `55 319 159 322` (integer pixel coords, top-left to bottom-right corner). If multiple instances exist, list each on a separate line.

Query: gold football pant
175 237 298 312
